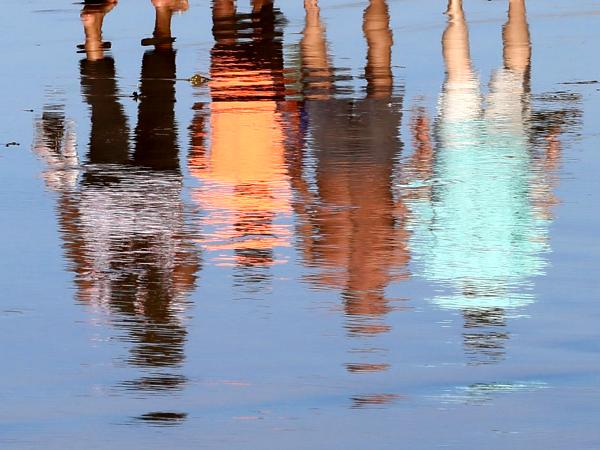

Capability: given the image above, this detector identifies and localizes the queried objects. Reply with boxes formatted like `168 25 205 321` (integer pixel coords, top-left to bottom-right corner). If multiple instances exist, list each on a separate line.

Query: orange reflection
189 0 294 280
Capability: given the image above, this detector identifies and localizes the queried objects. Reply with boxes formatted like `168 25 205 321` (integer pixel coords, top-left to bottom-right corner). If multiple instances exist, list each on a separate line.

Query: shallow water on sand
1 0 599 448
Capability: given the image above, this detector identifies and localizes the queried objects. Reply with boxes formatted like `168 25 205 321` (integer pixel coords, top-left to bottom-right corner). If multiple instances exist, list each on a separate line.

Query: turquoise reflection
406 0 550 311
408 99 549 310
399 0 586 364
405 0 584 324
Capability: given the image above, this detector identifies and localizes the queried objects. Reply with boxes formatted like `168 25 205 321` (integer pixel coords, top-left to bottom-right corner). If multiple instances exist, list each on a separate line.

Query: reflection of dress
406 69 550 310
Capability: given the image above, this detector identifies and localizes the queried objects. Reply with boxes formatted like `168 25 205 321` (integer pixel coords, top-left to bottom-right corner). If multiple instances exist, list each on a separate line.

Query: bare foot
80 1 118 60
152 0 189 12
146 0 189 49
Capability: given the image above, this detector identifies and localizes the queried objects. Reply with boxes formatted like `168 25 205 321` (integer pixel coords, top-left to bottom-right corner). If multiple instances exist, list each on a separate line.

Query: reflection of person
294 0 405 355
189 0 292 290
403 0 571 364
35 1 199 390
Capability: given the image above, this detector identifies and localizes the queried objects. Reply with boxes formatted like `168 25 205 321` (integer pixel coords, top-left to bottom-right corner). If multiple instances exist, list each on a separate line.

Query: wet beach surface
1 0 599 448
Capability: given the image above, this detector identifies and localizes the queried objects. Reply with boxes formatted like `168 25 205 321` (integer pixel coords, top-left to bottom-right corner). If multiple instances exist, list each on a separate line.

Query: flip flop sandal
141 36 176 47
76 41 112 53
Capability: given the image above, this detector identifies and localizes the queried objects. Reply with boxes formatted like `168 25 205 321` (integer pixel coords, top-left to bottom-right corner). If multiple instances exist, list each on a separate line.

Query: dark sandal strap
141 36 176 47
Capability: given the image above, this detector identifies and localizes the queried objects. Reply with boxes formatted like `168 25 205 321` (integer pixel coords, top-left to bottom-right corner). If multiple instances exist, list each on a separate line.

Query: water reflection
28 0 586 426
189 0 293 291
293 0 405 376
35 1 198 395
436 381 548 406
403 0 580 364
350 393 401 409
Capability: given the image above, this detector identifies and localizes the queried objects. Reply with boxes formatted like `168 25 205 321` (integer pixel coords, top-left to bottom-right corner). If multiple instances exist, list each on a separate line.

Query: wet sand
1 1 600 448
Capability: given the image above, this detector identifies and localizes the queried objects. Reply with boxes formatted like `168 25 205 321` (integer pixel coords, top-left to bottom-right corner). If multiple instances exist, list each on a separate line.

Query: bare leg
439 0 482 123
486 0 530 124
301 0 333 99
503 0 531 75
213 0 235 17
147 0 189 49
442 0 475 84
80 1 117 61
363 0 393 98
212 0 236 45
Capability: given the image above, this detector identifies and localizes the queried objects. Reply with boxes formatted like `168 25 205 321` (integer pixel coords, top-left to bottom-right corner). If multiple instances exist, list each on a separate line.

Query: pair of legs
301 0 393 99
80 0 188 59
443 0 530 83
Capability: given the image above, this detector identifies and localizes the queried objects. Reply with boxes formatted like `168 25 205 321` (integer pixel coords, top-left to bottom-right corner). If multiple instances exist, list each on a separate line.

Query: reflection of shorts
439 78 482 123
305 97 402 165
79 166 185 271
485 68 529 135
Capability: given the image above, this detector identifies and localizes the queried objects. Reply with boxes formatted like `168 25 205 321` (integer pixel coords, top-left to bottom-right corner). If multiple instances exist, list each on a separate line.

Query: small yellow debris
189 74 210 86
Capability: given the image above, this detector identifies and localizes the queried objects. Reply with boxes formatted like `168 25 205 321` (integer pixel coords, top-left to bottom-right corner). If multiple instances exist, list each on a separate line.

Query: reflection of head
462 308 508 365
343 291 392 336
351 393 400 409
